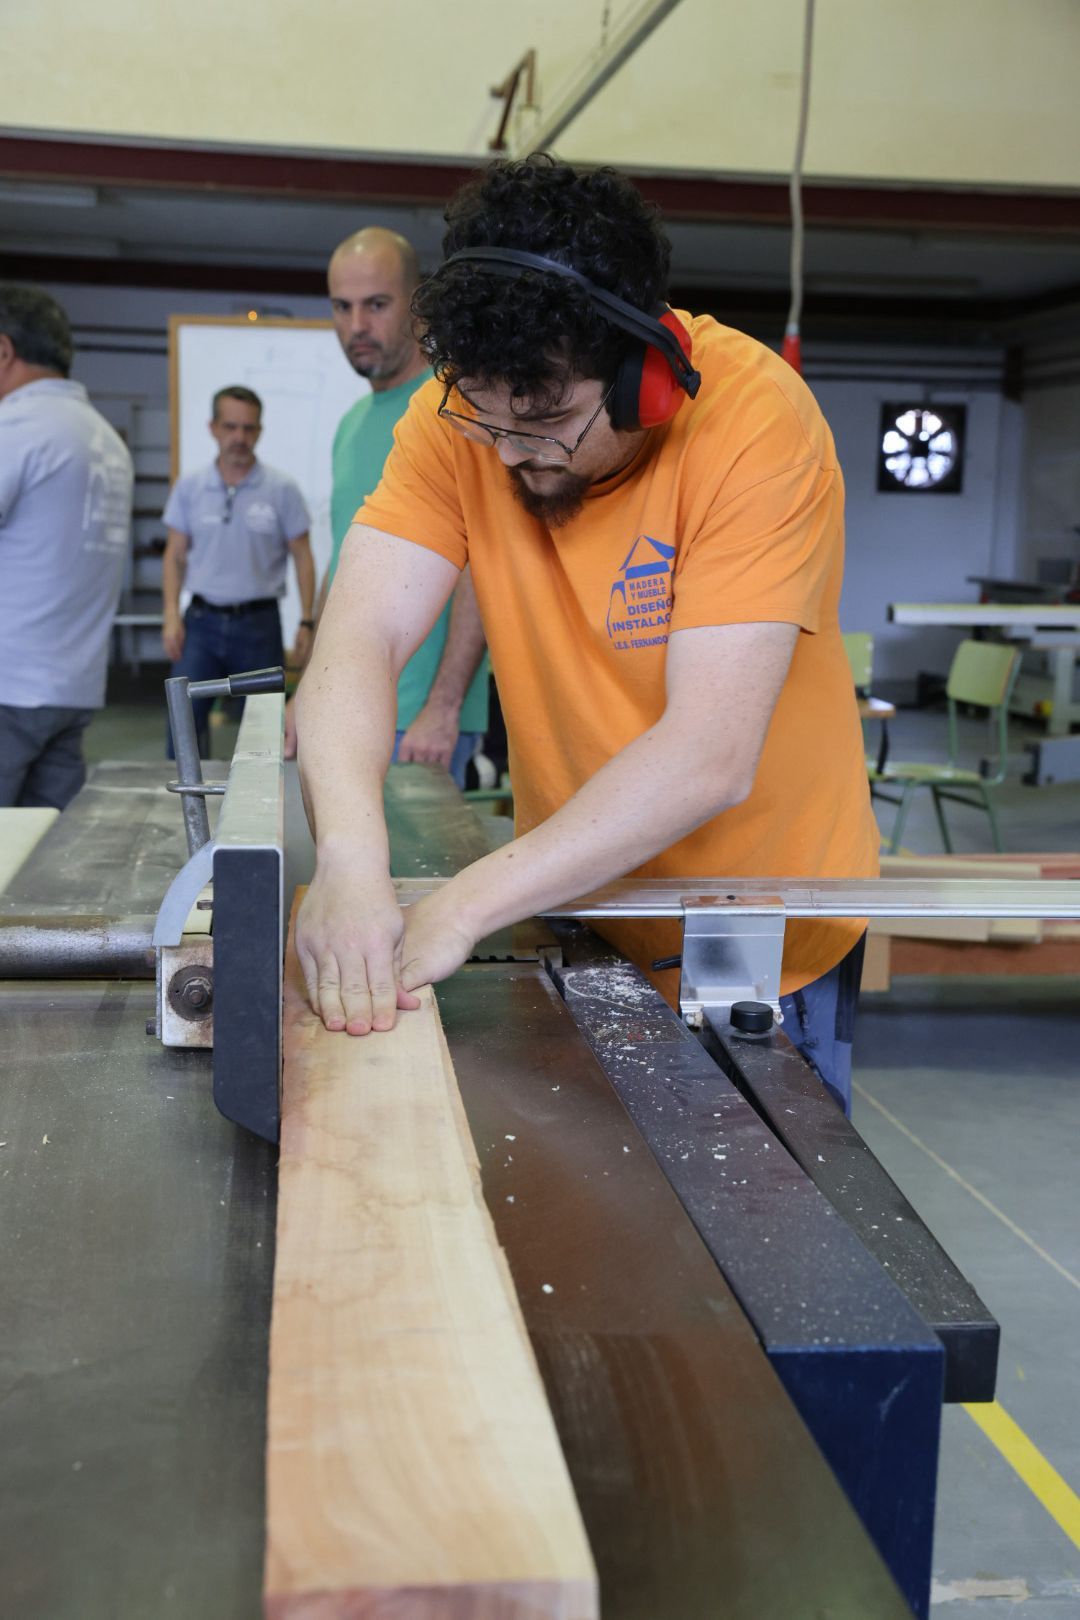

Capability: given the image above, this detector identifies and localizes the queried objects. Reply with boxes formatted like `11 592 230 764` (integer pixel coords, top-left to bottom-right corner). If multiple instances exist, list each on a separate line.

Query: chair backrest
946 640 1020 708
842 631 874 693
945 639 1021 781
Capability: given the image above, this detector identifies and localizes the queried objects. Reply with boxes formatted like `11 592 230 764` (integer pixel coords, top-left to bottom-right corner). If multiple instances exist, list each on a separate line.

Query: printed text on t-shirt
606 535 675 651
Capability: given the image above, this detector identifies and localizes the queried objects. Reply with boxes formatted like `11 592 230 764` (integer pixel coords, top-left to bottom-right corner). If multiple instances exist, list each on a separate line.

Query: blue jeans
0 703 94 810
779 932 866 1116
392 729 483 791
167 601 284 758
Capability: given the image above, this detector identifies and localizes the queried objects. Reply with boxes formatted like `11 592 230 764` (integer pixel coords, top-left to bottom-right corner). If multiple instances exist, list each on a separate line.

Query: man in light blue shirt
162 385 315 755
0 285 134 810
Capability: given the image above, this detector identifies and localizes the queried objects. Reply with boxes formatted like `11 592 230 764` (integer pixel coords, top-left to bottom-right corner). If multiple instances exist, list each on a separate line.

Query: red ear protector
440 246 700 433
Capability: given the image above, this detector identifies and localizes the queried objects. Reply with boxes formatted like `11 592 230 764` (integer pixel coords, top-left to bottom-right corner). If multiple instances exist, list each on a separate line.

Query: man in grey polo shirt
0 285 134 810
162 384 315 755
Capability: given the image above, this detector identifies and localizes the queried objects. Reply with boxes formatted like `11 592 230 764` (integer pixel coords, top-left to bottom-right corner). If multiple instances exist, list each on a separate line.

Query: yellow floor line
852 1084 1080 1294
853 1088 1080 1543
964 1401 1080 1550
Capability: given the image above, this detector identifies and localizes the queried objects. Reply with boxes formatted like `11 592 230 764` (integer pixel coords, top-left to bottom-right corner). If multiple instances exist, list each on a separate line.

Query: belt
190 594 278 617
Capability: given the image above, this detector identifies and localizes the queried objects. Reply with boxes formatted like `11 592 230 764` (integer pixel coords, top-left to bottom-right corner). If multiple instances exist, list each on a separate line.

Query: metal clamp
165 665 285 857
678 895 786 1030
153 667 286 1048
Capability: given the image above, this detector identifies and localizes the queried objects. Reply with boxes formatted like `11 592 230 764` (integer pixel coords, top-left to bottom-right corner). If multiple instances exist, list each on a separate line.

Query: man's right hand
162 613 185 662
295 862 421 1035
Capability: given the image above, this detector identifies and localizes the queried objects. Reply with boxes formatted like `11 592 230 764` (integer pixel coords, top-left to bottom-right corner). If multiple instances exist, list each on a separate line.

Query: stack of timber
862 854 1080 988
264 914 597 1619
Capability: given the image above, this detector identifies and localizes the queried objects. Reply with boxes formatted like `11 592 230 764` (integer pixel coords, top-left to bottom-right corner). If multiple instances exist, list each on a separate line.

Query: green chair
463 769 513 815
868 639 1020 854
842 631 874 696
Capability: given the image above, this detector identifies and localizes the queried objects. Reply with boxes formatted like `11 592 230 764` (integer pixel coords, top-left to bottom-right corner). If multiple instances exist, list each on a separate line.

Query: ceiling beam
1 135 1078 238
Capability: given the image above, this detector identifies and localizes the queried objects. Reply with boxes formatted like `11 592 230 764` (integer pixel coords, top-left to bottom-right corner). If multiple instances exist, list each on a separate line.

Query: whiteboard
169 316 368 646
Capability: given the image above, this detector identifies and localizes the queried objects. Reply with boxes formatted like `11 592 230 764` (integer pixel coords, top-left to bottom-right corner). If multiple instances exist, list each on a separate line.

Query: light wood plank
264 921 598 1620
876 855 1043 942
0 807 58 889
860 929 892 993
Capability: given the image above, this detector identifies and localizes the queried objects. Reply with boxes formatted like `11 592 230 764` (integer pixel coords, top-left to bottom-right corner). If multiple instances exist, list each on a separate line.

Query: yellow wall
4 0 1079 189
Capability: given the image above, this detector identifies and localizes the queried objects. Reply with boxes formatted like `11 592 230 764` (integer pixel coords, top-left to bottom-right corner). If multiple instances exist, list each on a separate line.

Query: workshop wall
44 281 333 667
821 378 1022 691
1017 382 1080 583
4 0 1079 190
40 278 1022 693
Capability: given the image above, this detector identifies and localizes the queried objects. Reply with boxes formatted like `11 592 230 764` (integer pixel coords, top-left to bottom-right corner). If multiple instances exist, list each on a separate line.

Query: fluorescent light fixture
0 181 99 209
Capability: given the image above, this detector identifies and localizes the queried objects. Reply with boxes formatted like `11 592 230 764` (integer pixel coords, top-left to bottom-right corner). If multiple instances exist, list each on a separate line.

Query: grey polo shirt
163 461 310 606
0 377 134 709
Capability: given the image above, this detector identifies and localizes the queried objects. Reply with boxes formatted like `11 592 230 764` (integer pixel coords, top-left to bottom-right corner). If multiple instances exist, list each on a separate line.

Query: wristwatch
299 619 315 630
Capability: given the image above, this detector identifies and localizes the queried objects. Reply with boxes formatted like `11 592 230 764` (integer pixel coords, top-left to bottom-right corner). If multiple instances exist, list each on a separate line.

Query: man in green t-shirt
286 226 488 783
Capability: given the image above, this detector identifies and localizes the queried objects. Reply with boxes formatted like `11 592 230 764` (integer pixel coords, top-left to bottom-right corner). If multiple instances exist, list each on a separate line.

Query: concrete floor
86 690 1080 1616
859 704 1080 1615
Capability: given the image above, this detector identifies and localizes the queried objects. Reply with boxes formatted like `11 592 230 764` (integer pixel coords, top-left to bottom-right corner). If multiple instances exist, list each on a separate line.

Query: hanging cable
783 0 816 375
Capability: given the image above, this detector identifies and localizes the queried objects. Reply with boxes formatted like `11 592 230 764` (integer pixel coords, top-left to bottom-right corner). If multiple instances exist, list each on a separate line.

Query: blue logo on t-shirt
606 534 675 651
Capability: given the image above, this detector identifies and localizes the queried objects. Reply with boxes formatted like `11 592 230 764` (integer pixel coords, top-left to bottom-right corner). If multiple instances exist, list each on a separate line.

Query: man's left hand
398 886 478 993
396 701 459 770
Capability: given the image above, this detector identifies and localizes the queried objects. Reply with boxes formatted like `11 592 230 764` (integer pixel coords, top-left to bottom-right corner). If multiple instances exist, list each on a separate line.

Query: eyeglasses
438 381 614 464
222 485 237 525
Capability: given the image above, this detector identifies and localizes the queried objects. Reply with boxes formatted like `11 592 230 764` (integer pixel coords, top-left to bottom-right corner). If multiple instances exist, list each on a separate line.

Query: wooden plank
947 852 1080 881
0 807 59 890
890 937 1080 977
264 918 598 1620
877 855 1043 942
872 914 994 943
860 928 891 992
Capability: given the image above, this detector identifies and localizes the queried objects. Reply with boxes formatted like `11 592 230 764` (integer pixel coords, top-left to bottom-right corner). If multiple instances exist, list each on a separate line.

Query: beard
347 341 384 378
506 463 591 528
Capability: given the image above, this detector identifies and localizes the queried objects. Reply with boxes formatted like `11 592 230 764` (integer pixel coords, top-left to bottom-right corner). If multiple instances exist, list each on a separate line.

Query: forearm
296 638 396 864
162 547 185 617
291 542 316 619
421 568 486 715
441 719 747 937
295 524 458 861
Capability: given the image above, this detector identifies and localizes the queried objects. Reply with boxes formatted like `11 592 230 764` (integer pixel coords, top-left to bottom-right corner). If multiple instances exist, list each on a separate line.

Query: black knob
730 1000 773 1035
227 666 285 696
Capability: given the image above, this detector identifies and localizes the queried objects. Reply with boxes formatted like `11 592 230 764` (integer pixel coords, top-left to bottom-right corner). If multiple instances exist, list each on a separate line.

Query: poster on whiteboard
168 316 369 647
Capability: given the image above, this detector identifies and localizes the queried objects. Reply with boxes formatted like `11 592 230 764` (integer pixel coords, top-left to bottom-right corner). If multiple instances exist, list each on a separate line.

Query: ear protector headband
440 245 701 433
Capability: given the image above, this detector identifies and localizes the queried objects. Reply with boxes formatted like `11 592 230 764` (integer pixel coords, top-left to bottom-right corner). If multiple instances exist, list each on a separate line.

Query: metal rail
7 874 1080 981
394 875 1080 920
0 913 156 978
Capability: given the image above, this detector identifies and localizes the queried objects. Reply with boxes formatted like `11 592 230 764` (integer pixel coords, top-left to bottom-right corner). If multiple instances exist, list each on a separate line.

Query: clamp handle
188 665 285 700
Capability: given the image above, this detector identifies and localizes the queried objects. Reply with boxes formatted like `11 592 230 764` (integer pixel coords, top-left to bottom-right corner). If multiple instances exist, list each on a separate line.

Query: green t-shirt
330 373 489 733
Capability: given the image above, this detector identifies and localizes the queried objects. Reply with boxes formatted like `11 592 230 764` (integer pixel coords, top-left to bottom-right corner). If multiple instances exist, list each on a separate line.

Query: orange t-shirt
358 313 879 995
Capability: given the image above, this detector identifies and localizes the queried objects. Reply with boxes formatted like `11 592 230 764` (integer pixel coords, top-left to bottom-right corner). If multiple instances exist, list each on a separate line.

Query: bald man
286 228 489 778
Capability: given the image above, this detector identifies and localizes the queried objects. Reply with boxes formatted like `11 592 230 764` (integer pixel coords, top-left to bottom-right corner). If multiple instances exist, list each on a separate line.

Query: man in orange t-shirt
295 156 879 1112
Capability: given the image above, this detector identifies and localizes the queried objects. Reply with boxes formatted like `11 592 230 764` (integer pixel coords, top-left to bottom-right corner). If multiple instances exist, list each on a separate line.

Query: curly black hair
412 154 671 414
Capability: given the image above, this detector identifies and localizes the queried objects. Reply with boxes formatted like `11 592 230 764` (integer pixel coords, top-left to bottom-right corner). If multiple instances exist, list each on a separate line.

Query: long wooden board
871 852 1080 979
264 922 598 1619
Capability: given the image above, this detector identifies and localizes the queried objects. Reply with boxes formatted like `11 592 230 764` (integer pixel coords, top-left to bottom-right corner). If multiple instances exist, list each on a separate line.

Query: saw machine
6 678 1080 1619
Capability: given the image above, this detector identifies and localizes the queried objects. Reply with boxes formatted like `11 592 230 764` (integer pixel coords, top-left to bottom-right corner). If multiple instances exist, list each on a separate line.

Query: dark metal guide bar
439 965 914 1620
548 926 955 1619
698 1014 1001 1403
